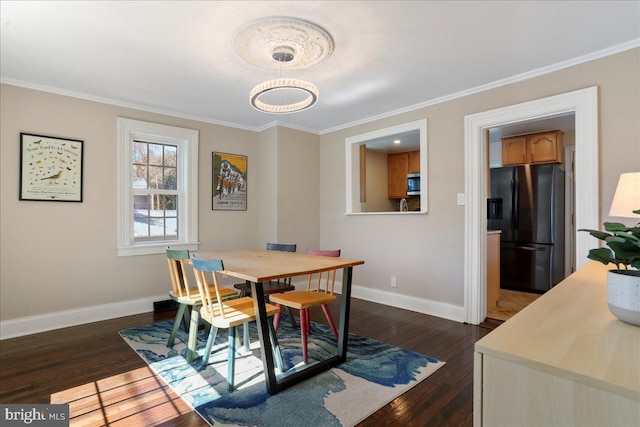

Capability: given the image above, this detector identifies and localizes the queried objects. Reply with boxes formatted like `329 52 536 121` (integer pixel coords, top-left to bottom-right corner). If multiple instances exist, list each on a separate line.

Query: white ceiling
1 1 638 134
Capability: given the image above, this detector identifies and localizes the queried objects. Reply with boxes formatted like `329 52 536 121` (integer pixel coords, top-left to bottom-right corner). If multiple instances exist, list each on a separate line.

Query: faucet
400 198 408 212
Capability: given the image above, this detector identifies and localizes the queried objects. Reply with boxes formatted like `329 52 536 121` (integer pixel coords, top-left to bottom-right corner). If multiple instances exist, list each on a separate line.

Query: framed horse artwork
212 152 247 211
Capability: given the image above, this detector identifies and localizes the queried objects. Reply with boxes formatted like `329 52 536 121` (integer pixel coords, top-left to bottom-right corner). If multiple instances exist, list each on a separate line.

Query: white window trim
117 118 199 256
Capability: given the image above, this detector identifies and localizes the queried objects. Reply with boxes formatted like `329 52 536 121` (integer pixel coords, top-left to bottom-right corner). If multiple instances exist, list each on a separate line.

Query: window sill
117 241 200 257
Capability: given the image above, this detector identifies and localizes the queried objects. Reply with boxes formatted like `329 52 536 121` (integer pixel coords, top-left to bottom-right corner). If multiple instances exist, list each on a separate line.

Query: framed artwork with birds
20 133 84 202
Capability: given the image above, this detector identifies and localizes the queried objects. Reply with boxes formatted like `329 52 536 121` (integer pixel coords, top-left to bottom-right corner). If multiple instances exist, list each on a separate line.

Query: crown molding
319 39 640 135
3 39 637 136
0 77 261 132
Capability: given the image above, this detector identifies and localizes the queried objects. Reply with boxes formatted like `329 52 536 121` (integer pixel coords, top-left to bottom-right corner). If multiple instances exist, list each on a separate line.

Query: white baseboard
0 294 167 340
1 281 465 340
294 279 466 323
350 285 466 323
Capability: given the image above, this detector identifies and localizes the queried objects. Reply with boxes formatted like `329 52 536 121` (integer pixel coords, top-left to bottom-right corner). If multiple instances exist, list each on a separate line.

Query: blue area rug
119 315 444 426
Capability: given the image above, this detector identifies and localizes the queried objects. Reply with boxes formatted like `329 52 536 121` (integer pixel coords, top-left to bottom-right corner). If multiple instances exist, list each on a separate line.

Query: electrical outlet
391 276 397 288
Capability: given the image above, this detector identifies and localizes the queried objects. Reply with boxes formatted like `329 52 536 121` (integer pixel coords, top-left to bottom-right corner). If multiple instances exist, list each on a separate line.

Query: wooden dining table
196 248 364 395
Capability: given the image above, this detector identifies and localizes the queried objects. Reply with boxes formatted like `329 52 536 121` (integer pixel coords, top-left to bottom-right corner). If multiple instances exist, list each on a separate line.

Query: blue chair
191 255 284 391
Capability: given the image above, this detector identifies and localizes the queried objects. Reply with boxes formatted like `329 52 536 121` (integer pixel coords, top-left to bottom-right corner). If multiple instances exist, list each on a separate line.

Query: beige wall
319 48 639 311
0 85 265 321
258 126 278 246
275 127 320 252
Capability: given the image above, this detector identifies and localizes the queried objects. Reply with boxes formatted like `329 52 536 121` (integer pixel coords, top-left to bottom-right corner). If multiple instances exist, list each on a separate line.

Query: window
117 118 199 256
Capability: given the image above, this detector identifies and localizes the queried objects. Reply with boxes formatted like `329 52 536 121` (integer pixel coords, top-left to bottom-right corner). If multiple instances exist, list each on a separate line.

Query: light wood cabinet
501 130 564 166
388 152 408 198
474 262 640 427
501 136 528 166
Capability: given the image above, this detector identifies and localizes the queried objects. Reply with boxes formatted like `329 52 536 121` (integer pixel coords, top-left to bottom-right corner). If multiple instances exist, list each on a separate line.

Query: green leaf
586 248 614 265
604 222 628 232
607 240 640 262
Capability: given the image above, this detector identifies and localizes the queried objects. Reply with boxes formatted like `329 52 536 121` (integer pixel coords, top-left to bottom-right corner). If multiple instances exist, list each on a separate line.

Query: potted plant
579 209 640 326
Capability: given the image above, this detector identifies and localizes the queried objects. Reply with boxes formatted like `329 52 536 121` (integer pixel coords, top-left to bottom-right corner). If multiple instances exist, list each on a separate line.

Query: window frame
117 118 199 256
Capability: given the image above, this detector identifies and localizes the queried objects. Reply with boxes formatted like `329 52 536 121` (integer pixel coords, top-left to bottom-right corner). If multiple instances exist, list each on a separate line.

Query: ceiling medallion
234 17 334 70
234 16 333 114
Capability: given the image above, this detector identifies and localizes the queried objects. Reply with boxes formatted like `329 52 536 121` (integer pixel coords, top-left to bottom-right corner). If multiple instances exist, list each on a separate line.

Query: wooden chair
234 243 298 326
191 255 284 391
270 249 341 364
166 248 238 363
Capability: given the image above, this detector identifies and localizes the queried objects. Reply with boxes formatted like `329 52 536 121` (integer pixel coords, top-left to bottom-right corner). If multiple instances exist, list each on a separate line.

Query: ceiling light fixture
234 17 333 114
249 47 319 114
250 78 319 114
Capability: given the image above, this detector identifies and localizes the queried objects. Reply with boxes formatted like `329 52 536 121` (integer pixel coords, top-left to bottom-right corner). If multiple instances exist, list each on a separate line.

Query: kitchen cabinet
501 130 564 166
388 152 408 198
474 261 639 427
486 231 500 309
388 150 419 198
408 151 420 173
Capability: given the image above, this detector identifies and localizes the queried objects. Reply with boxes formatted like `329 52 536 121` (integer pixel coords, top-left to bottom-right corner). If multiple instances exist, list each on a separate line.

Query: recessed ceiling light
394 139 401 144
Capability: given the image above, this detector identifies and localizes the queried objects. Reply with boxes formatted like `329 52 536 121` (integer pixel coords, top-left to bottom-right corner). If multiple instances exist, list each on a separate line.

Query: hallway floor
486 289 541 322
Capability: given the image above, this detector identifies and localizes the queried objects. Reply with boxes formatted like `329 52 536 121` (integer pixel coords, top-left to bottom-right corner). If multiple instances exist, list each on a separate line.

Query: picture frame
212 152 247 211
19 133 84 202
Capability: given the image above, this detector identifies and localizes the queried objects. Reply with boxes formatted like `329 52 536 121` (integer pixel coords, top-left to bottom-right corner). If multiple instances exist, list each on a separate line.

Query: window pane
133 194 150 242
133 141 147 164
148 144 163 165
149 195 163 217
133 194 149 212
165 217 178 240
163 195 177 214
148 166 164 189
132 164 148 188
148 218 165 241
164 167 177 190
164 145 177 167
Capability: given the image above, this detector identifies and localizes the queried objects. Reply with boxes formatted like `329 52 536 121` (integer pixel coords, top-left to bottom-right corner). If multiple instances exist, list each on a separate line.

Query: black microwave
407 173 420 195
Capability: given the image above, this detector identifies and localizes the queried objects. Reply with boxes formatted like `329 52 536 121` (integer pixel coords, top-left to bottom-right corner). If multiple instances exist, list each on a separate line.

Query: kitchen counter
486 230 502 235
473 261 640 426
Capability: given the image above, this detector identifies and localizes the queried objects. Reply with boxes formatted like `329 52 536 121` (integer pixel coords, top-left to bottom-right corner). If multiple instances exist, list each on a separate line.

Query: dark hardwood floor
0 298 493 426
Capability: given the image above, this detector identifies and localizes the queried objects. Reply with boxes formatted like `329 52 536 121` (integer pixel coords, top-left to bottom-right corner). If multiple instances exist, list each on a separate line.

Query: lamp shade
609 172 640 218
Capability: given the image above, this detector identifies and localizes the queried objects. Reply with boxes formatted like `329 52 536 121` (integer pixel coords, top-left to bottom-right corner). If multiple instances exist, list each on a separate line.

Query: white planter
607 269 640 326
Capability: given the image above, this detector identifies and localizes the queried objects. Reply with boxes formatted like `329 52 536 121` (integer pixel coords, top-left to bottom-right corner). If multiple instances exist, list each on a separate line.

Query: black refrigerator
488 164 565 293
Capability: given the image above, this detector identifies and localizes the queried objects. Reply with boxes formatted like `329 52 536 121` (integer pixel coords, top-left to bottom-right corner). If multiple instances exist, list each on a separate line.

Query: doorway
485 115 576 322
463 86 600 325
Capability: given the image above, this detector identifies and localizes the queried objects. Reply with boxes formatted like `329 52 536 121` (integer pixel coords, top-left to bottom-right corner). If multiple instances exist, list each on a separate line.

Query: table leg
252 266 355 395
337 266 353 361
250 281 279 394
186 304 200 363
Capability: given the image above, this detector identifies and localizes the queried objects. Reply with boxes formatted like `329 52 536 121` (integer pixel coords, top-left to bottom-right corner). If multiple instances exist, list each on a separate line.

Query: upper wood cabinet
388 150 420 198
502 130 564 166
388 152 408 198
408 150 420 173
501 136 528 166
